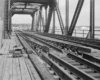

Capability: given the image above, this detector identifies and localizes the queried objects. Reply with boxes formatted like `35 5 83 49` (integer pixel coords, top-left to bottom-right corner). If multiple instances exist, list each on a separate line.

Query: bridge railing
73 30 100 39
73 30 88 38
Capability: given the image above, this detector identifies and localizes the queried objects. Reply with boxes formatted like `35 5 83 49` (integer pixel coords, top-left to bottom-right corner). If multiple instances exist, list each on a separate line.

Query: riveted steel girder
11 2 44 15
12 12 34 15
11 0 54 5
12 9 37 15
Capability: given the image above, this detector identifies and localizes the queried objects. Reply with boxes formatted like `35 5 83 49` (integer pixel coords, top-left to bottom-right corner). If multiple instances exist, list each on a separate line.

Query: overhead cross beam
12 8 37 15
11 0 54 5
11 2 44 15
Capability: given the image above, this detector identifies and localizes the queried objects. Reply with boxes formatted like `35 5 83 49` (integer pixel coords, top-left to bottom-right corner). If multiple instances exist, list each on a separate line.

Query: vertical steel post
65 0 69 35
44 4 54 33
52 4 56 34
31 14 35 31
9 12 12 34
4 0 9 38
41 17 45 32
35 12 37 31
45 6 47 25
68 0 84 36
36 11 40 31
40 7 42 32
8 0 11 33
31 16 34 31
42 6 47 31
90 0 95 39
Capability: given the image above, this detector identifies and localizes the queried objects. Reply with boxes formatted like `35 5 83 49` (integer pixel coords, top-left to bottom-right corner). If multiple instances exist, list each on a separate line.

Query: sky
12 0 100 26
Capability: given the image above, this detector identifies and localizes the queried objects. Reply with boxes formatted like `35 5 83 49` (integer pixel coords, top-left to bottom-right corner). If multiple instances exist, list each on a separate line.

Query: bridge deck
0 35 41 80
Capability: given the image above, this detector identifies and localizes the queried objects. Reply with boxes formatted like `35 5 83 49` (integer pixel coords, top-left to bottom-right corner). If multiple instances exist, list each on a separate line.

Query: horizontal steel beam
12 12 33 15
12 11 34 14
12 9 37 15
11 0 54 4
12 7 37 10
12 9 37 12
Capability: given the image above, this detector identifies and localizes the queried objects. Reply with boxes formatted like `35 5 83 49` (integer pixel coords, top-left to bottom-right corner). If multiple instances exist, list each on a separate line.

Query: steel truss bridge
1 0 100 80
4 0 95 39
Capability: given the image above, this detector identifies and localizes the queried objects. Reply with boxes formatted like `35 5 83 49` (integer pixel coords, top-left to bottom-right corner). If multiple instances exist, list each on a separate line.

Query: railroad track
36 32 100 50
21 31 91 53
21 31 100 63
20 32 97 61
19 31 100 63
16 32 100 80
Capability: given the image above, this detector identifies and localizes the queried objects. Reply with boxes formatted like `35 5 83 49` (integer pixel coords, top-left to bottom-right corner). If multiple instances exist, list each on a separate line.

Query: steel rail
67 53 100 73
42 54 76 80
48 53 97 80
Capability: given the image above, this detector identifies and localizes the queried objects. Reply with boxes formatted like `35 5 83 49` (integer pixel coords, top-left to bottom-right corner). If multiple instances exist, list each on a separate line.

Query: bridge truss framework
3 0 95 39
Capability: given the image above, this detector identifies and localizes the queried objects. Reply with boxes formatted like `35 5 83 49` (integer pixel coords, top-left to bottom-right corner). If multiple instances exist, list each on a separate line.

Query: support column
34 12 37 31
36 11 41 32
52 6 56 34
44 4 54 33
90 0 95 39
31 14 35 31
41 17 45 32
39 8 42 32
44 6 48 31
65 0 69 35
8 12 12 34
45 6 47 22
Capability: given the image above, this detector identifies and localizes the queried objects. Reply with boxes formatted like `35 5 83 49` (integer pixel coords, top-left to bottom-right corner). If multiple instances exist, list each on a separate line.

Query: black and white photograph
0 0 100 80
